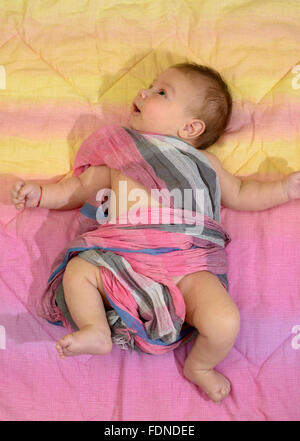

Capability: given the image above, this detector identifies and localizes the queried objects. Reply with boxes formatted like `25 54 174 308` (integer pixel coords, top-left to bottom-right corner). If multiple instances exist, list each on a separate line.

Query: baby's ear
178 119 205 141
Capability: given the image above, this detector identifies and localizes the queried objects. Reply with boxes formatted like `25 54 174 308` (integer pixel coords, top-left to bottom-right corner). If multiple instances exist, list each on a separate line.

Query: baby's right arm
11 165 111 210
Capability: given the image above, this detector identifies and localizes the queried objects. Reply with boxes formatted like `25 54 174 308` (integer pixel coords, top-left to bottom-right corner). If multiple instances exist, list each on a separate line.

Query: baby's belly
109 169 185 286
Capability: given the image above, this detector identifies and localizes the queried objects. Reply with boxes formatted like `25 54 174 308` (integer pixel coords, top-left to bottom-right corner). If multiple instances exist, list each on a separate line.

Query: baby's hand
11 181 41 210
284 172 300 200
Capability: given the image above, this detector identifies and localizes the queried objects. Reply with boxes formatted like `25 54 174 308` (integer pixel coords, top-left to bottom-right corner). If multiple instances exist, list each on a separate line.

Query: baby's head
129 62 232 149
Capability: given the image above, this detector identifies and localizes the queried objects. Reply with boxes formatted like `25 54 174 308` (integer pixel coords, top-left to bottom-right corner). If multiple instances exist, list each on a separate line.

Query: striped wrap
40 125 230 354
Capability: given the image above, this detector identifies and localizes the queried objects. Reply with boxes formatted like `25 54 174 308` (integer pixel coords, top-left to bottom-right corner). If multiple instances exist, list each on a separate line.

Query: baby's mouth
133 103 141 113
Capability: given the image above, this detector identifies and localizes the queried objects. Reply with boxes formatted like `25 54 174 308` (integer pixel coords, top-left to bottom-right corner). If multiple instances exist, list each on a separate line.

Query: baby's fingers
12 196 25 209
11 181 25 208
14 181 25 191
15 201 25 210
11 181 25 197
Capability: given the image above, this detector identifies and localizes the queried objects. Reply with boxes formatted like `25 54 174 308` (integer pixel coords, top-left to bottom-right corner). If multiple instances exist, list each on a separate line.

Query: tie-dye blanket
1 0 300 422
40 125 230 354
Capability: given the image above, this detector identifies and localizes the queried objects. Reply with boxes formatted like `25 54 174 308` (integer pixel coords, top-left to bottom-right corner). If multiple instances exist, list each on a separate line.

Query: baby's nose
139 88 149 99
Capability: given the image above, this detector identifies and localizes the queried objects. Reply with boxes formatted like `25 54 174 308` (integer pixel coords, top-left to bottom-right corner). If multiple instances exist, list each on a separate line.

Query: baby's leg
56 256 112 358
177 271 240 403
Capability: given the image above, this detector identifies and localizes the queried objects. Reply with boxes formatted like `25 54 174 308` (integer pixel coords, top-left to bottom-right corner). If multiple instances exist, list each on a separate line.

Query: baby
11 63 300 403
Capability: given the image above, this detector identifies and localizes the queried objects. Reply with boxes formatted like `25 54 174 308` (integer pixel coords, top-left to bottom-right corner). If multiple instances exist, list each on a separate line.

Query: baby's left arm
203 151 300 211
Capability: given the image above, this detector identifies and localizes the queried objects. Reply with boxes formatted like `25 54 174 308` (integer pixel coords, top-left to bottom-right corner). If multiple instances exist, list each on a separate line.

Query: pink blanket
1 174 300 420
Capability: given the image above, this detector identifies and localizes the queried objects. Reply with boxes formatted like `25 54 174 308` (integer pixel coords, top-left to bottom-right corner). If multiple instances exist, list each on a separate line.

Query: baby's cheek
149 107 166 123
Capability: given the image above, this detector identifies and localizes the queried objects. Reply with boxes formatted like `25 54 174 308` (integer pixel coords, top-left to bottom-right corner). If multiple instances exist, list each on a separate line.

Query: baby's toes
57 334 76 358
56 336 70 358
56 342 65 359
213 383 231 403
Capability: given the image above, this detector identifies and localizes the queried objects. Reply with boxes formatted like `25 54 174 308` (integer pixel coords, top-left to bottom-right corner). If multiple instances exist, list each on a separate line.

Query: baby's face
129 68 203 138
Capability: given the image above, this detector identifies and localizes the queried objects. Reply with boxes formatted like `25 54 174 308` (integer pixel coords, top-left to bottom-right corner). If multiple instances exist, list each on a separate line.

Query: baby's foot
56 325 112 358
183 364 231 403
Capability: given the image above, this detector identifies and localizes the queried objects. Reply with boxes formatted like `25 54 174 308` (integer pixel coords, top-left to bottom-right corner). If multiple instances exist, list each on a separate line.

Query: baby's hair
172 62 232 149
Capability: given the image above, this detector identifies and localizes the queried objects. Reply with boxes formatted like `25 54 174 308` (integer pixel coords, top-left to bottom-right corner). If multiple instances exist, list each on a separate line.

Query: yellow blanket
1 0 300 180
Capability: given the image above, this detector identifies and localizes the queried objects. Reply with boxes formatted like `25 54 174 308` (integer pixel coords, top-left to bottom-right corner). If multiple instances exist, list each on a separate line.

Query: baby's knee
63 256 92 286
218 303 240 343
195 302 240 345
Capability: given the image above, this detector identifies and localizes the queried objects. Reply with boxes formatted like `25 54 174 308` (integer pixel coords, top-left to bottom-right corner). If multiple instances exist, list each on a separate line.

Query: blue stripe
48 245 182 283
80 203 106 220
106 295 193 348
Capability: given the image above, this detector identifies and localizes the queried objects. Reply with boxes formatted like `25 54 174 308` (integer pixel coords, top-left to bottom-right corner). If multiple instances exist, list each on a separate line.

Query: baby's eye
158 89 166 97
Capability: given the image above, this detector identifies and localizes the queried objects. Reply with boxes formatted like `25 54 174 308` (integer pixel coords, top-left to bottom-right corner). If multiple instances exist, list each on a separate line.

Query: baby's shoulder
198 151 221 174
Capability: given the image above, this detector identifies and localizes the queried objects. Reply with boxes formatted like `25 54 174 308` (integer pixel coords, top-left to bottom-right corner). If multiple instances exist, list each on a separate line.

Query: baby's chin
128 120 151 133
